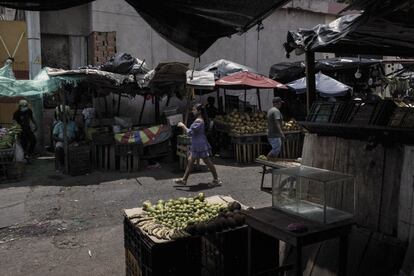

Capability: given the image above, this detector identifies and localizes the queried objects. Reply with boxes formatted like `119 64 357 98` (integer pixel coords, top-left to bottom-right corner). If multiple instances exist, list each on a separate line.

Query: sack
14 143 25 162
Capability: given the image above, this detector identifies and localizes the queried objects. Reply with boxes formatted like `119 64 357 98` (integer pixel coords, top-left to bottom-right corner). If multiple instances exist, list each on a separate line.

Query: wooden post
224 89 227 113
305 51 316 115
256 88 262 111
62 95 69 174
217 89 222 114
244 89 247 110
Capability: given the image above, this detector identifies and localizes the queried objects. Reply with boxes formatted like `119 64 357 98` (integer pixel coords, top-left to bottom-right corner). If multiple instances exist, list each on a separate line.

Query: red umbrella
215 71 287 89
215 71 287 110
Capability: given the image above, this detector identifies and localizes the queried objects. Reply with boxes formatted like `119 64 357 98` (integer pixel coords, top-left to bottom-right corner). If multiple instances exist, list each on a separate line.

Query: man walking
267 97 285 159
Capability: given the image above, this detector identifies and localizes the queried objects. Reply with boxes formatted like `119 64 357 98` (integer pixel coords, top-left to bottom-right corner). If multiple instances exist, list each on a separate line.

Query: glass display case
272 165 355 224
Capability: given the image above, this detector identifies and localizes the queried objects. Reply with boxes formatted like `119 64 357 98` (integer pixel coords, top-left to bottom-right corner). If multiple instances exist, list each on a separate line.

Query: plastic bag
14 143 25 162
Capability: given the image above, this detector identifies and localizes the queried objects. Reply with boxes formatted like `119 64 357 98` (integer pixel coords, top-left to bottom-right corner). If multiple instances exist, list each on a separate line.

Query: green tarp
0 63 80 97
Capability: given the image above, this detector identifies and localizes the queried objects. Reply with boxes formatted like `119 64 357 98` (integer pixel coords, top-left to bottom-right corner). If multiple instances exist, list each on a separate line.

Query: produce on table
215 111 301 135
0 124 21 149
215 111 267 135
282 119 301 131
133 193 245 240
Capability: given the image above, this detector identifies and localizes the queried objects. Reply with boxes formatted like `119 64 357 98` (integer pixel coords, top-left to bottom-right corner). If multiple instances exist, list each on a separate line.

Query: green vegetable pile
143 193 225 230
0 125 21 149
132 193 246 240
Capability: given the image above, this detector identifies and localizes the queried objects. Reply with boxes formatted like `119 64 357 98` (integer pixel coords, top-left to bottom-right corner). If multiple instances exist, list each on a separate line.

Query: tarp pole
139 95 147 124
155 95 160 124
216 89 222 114
256 88 262 111
117 92 122 116
244 89 247 110
305 51 316 114
224 89 227 113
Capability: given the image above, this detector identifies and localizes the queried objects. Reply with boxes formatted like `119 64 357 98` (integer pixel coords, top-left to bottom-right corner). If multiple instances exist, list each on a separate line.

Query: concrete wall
90 0 337 74
40 4 90 69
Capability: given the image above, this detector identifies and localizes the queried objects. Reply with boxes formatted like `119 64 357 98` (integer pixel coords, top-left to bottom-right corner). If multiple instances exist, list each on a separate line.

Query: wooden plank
91 144 96 169
348 140 384 231
398 146 414 241
378 146 404 236
401 236 414 275
331 137 351 212
133 155 140 171
120 155 127 172
109 145 116 171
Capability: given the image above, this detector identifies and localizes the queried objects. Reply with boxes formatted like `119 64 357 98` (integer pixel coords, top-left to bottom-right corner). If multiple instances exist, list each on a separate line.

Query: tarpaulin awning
186 70 215 90
0 63 80 97
114 124 171 146
216 71 287 90
269 58 382 82
284 0 414 57
287 72 352 97
1 1 290 57
199 59 257 80
126 0 291 57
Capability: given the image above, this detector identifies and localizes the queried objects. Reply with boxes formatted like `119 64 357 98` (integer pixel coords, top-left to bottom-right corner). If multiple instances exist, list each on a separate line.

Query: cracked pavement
0 157 272 275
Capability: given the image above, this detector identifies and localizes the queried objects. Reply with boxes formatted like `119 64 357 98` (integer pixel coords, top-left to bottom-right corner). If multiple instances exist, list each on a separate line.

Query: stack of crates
88 31 117 65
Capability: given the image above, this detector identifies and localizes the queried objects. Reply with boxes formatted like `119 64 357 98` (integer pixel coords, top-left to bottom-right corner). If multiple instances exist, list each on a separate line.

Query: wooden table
244 207 354 276
256 158 301 192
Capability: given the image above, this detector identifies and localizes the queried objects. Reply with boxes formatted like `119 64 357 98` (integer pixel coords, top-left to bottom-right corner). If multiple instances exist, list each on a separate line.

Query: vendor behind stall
53 108 79 171
206 96 218 119
13 99 37 159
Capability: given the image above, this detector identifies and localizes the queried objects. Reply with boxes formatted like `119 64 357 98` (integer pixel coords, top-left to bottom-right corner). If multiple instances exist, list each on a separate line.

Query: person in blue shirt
53 111 79 170
175 103 222 186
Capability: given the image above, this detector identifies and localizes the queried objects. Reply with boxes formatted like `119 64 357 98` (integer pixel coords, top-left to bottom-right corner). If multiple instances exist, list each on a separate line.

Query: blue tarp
287 72 352 97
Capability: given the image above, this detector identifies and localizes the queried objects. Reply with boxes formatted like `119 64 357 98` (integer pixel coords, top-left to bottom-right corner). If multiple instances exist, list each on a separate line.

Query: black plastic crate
389 107 414 128
124 217 201 276
201 226 249 276
306 102 347 123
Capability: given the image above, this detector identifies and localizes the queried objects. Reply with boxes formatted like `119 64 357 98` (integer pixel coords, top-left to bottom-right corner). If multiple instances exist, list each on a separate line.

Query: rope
0 34 11 57
11 31 25 58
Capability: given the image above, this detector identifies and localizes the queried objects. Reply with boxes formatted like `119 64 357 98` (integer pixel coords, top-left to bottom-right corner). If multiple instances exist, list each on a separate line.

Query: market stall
212 71 303 163
48 56 190 174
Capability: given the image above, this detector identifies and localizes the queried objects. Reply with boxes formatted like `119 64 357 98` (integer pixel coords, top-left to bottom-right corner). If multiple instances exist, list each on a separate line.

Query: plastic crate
306 102 347 123
201 226 249 276
0 148 14 164
124 217 201 276
389 107 414 128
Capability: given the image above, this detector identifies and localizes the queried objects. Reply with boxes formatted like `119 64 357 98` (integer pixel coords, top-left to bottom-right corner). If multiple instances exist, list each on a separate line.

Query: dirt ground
0 157 272 276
